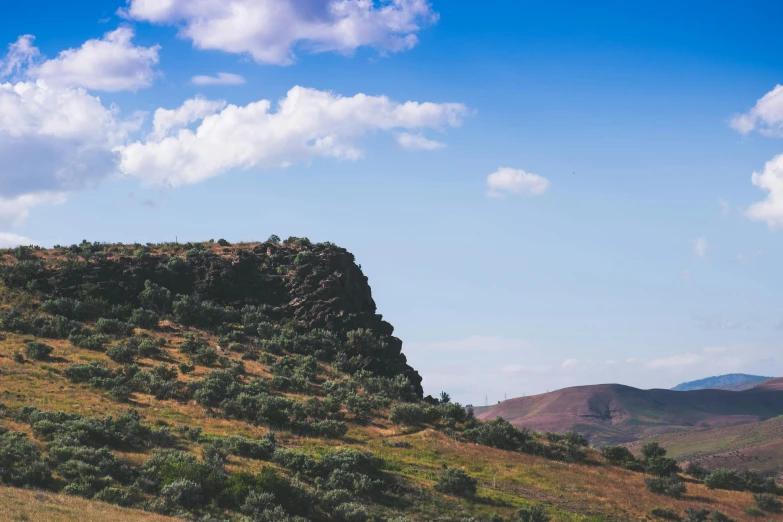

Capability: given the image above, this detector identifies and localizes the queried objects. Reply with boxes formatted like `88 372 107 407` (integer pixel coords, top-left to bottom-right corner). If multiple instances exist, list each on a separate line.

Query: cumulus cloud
28 28 160 92
0 192 67 229
395 132 445 150
0 232 33 248
486 167 550 198
150 96 227 140
118 86 467 187
746 154 783 229
692 237 708 257
731 84 783 136
191 72 246 86
0 80 132 200
123 0 437 65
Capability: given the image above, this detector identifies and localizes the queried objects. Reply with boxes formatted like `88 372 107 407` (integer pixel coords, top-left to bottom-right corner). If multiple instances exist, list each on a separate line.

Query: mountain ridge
672 373 775 392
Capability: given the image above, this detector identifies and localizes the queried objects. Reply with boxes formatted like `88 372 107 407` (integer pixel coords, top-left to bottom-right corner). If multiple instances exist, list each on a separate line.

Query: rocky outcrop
5 240 423 396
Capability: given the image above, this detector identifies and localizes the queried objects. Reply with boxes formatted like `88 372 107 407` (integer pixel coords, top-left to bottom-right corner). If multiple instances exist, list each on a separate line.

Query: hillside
0 240 779 522
672 374 775 392
474 382 783 445
625 414 783 480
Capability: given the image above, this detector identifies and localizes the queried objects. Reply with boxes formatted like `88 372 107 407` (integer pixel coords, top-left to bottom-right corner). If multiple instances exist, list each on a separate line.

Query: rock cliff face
3 240 423 395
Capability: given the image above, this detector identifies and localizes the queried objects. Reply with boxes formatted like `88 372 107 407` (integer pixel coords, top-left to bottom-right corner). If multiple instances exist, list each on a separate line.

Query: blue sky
2 1 783 404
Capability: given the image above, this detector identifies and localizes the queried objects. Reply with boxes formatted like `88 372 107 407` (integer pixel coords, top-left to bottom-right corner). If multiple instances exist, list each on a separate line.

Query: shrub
684 508 711 522
601 445 637 466
69 333 110 351
24 340 53 360
711 512 735 522
462 417 534 451
64 362 114 385
332 502 370 522
685 461 709 479
645 476 686 498
129 308 159 329
218 434 276 460
754 493 783 512
95 318 135 337
138 281 172 314
650 507 681 521
0 430 52 487
161 478 203 508
137 339 162 358
93 487 135 507
192 346 219 366
434 467 477 497
704 468 747 491
642 441 668 460
12 351 24 363
389 403 439 426
178 362 195 375
106 342 138 364
217 239 230 247
517 505 551 522
646 457 680 477
744 506 764 517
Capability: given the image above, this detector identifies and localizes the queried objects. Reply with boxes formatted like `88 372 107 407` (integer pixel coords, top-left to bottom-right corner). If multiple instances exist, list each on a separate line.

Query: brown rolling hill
474 378 783 445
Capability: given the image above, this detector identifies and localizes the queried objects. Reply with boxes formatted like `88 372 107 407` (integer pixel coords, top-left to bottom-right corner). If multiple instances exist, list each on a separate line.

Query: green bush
161 478 203 508
646 457 681 477
684 508 711 522
106 342 138 364
743 506 764 517
754 493 782 512
0 430 52 488
711 511 735 522
704 468 748 491
69 333 110 351
332 502 370 522
389 403 439 426
645 476 686 498
138 281 172 314
642 442 668 460
95 318 135 337
434 467 477 497
129 308 159 329
24 340 53 360
685 461 708 479
650 507 681 521
462 417 534 451
600 445 637 466
517 505 551 522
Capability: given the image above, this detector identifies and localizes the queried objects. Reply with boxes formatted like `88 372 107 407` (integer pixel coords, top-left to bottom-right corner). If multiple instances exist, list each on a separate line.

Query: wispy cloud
191 72 246 86
561 358 579 368
692 237 708 258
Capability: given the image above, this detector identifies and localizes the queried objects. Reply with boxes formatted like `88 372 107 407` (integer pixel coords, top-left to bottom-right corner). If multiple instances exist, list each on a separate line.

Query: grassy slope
625 416 783 480
0 486 178 522
0 243 779 521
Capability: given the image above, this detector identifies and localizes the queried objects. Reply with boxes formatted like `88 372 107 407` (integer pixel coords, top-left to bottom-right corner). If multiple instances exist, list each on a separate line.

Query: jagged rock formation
2 240 423 395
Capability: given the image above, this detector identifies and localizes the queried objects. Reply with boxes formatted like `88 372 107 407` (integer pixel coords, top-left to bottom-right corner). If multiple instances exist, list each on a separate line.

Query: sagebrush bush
434 468 477 497
517 505 551 522
24 340 53 360
645 476 686 498
754 493 783 512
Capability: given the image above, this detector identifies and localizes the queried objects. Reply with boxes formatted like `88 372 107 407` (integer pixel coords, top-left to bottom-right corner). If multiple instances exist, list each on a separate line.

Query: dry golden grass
0 487 178 522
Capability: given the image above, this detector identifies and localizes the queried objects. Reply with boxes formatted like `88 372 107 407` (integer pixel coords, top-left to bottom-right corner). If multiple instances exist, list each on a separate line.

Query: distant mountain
474 379 783 445
672 373 774 392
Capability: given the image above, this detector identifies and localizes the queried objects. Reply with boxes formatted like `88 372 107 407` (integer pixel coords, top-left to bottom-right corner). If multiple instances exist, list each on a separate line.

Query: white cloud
736 250 763 263
730 84 783 136
0 232 34 248
561 358 578 368
0 192 67 228
118 86 467 187
486 167 550 198
123 0 438 66
692 237 708 257
191 72 246 86
746 153 783 229
646 353 704 369
0 78 136 228
719 198 731 216
0 36 39 79
395 132 445 151
151 96 227 140
28 28 160 92
501 364 552 374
